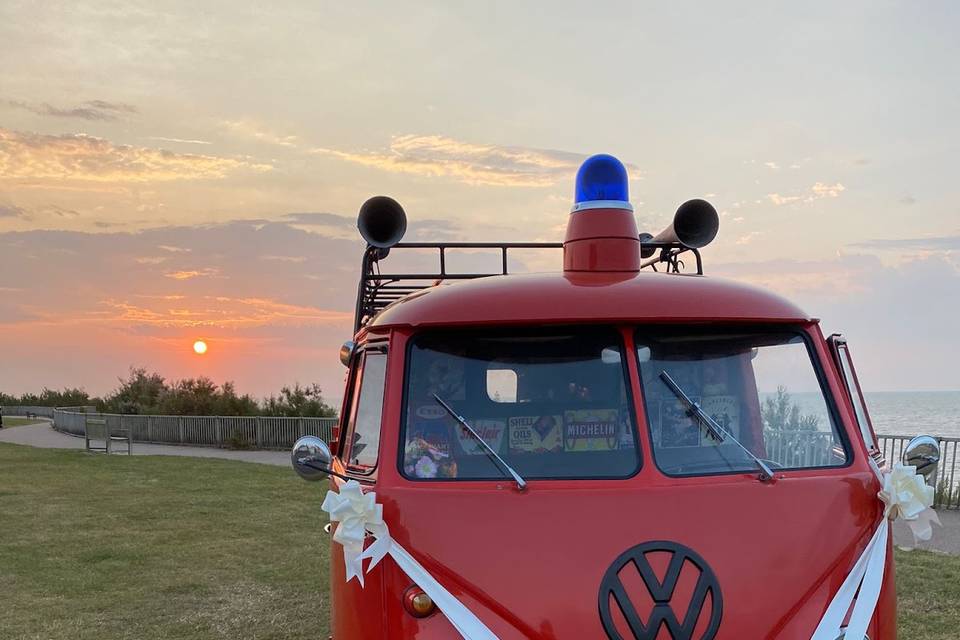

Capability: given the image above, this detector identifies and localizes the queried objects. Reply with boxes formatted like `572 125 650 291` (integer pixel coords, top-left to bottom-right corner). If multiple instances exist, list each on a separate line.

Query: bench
85 417 132 455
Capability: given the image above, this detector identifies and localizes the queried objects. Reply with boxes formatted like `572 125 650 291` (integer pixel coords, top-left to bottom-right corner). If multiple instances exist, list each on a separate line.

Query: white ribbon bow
320 480 392 586
811 463 939 640
321 480 500 640
878 463 941 542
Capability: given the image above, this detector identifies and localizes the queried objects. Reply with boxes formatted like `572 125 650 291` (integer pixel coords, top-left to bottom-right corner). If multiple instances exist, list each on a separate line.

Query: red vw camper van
292 155 940 639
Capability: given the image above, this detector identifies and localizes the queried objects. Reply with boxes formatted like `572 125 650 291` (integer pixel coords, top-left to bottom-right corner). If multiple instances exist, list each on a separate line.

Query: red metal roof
369 271 811 328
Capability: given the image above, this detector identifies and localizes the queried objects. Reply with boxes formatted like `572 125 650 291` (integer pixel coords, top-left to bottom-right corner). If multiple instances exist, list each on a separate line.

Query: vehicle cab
292 155 940 640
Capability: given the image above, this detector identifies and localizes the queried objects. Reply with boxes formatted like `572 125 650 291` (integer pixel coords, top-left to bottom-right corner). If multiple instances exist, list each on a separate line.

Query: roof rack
352 239 703 330
354 242 562 331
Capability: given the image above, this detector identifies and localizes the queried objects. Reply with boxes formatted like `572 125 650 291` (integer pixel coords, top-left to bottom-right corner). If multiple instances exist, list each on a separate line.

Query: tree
261 383 337 418
102 368 167 414
762 386 820 432
9 368 337 418
0 387 94 408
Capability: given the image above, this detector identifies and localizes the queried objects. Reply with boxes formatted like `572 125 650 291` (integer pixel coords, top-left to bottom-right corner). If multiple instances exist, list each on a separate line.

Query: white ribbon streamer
811 463 939 640
321 480 500 640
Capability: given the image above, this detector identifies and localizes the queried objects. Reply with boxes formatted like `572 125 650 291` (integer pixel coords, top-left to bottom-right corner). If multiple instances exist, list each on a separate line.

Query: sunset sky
1 2 958 401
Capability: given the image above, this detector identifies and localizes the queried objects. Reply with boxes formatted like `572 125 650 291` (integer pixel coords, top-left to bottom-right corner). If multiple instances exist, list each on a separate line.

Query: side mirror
902 435 940 485
291 435 334 482
340 340 356 367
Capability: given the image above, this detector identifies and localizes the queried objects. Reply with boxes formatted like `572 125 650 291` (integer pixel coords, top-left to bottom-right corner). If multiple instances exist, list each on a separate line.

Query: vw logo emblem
598 541 722 640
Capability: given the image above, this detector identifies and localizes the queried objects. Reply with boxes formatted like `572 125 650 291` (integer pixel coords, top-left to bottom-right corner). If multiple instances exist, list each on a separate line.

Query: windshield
635 327 848 476
401 327 640 480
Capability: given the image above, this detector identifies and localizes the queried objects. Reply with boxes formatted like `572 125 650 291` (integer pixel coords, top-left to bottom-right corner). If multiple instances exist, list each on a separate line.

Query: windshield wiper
658 371 775 482
432 393 527 491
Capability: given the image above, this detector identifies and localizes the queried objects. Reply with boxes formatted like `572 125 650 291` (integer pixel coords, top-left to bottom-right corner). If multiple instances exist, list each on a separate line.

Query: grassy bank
1 417 44 428
0 444 329 640
1 443 958 639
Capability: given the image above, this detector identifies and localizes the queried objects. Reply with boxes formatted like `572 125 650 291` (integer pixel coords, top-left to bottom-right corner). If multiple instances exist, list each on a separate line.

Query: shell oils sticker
456 419 506 455
508 415 563 454
563 409 619 452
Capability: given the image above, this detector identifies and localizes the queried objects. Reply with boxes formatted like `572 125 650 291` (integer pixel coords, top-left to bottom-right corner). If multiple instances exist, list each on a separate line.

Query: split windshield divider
658 371 776 483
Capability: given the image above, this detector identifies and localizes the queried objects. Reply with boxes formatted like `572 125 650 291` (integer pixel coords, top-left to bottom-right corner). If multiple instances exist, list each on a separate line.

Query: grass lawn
1 417 44 428
2 443 959 639
0 443 329 640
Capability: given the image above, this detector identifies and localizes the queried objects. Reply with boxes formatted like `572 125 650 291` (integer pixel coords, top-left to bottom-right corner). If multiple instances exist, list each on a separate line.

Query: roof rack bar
354 239 704 330
354 241 564 330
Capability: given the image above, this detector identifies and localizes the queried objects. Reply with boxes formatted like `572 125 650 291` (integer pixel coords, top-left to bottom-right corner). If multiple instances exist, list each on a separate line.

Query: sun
193 340 208 355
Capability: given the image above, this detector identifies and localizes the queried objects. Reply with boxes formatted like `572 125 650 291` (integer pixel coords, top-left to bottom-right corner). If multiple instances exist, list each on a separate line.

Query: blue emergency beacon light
571 154 632 212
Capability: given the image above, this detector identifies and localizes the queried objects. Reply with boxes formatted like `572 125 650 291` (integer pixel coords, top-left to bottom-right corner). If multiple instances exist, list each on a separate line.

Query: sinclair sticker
456 419 506 455
563 409 619 452
508 415 563 454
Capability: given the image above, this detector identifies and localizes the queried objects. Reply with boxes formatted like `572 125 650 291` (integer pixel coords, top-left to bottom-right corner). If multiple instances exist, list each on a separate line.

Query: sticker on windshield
508 415 563 454
659 399 702 448
700 395 740 446
404 420 458 478
563 409 618 452
456 419 506 456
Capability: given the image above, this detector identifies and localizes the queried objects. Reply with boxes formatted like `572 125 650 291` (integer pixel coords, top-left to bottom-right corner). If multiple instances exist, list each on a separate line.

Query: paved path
893 509 960 555
0 419 287 466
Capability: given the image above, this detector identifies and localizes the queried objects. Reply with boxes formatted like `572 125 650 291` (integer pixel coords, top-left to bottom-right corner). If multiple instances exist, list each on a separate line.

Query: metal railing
877 434 960 509
2 405 57 418
52 408 338 451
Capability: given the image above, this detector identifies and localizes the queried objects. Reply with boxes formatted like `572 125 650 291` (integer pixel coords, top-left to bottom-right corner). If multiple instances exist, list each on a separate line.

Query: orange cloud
164 268 219 280
99 296 351 329
310 134 630 187
221 120 298 147
0 127 272 183
767 182 846 206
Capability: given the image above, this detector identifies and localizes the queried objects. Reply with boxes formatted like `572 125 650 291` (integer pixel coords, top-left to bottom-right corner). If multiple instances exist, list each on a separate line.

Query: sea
866 391 960 438
759 391 960 439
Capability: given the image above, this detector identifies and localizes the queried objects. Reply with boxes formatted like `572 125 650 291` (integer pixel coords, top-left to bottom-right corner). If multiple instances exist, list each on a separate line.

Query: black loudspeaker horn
652 198 720 249
358 196 407 248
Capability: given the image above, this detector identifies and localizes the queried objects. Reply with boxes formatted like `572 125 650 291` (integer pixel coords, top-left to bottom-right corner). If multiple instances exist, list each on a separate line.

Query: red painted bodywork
325 271 895 638
564 207 641 272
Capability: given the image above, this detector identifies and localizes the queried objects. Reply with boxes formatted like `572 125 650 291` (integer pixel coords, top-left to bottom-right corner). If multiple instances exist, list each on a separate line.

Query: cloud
310 134 618 187
282 212 354 227
259 255 307 263
899 195 917 205
810 182 846 198
0 203 26 218
735 231 763 245
763 161 780 170
767 193 803 206
0 127 272 183
164 268 219 280
851 234 960 252
145 136 212 145
5 99 138 121
221 120 298 147
100 296 350 328
767 182 846 206
158 244 191 253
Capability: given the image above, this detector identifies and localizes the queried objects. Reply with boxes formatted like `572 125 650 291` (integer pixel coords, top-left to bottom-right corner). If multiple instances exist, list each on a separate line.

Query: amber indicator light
403 586 436 618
